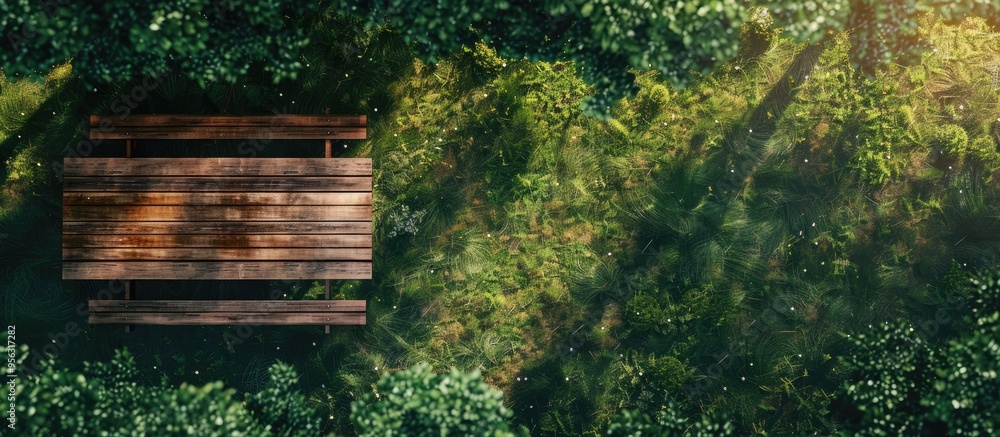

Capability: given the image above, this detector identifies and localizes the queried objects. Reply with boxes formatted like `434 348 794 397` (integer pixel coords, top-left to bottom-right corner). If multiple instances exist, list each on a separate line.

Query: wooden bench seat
89 114 367 140
88 300 366 325
68 114 372 330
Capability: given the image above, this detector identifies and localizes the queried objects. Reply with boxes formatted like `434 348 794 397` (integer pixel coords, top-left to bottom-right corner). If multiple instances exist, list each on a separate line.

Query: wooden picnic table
64 114 372 331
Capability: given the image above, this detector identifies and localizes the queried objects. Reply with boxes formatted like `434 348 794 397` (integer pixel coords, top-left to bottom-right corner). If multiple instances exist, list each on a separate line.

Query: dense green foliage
836 270 1000 436
2 6 1000 436
351 362 515 436
14 348 270 436
848 0 1000 72
2 0 996 114
13 349 323 436
332 0 998 115
0 0 313 86
333 0 753 114
606 401 734 436
245 361 323 436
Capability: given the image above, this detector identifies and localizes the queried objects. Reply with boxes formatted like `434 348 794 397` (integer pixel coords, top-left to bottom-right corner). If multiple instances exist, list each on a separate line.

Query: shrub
350 362 516 436
16 349 270 436
245 361 322 436
606 400 733 436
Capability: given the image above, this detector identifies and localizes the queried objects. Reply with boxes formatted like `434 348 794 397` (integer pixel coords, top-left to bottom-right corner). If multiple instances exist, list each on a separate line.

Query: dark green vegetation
0 0 314 86
5 1 995 117
835 270 1000 436
14 347 319 436
2 3 1000 436
351 362 515 436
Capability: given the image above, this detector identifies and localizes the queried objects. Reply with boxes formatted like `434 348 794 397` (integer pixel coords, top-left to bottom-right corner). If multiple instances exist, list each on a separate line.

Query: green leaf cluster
837 270 1000 436
16 349 268 436
0 0 314 86
350 362 516 436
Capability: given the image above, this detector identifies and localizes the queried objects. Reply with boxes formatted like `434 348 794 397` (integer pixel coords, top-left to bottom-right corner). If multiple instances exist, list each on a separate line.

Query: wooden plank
88 312 366 325
91 114 366 128
64 158 372 177
64 248 373 261
64 205 371 222
63 234 372 248
63 261 372 280
89 300 366 313
64 192 371 206
63 221 372 235
90 126 366 140
63 176 371 192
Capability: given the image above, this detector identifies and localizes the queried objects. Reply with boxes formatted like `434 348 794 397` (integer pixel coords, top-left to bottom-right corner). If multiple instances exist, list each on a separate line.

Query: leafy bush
245 361 322 437
16 349 269 436
836 322 936 435
0 0 314 86
929 124 969 157
969 270 1000 326
836 270 1000 436
606 400 734 436
350 362 516 436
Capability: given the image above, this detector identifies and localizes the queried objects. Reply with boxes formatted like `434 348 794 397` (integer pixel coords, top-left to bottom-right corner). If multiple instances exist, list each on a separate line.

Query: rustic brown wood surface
63 157 373 280
64 192 372 206
64 248 373 261
90 114 366 140
63 261 372 280
75 115 371 328
64 176 371 192
90 114 366 128
63 205 372 221
89 312 367 325
90 300 366 312
63 234 372 248
89 299 367 325
64 158 372 177
63 221 372 235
